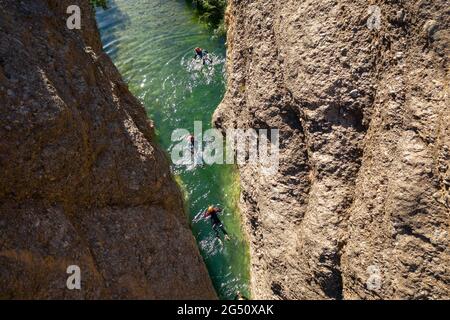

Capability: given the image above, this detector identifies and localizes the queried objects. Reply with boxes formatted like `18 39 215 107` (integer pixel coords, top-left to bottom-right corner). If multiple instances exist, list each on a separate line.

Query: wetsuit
204 208 228 238
194 48 211 65
195 48 204 59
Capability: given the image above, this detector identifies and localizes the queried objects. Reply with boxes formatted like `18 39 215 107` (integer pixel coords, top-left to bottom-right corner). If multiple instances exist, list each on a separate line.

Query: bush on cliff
186 0 227 37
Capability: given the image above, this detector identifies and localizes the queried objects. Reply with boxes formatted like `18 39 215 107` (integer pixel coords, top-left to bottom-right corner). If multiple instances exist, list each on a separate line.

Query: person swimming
194 47 212 65
204 205 230 241
234 291 249 300
186 134 195 154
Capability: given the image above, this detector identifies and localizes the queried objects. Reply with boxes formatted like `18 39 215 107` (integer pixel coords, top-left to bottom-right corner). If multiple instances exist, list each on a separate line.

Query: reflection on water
96 0 250 299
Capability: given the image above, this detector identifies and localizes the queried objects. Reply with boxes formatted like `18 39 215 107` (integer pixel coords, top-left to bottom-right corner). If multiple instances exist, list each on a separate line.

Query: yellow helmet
207 206 214 213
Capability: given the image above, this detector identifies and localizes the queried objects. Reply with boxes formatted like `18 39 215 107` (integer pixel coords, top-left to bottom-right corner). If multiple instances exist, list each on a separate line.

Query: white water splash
181 52 225 90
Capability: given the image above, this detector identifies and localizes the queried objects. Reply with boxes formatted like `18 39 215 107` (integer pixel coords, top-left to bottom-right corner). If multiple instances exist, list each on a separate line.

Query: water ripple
96 0 249 300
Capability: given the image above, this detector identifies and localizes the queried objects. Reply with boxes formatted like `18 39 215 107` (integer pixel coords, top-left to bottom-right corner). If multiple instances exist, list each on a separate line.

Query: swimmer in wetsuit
203 206 230 241
194 47 212 65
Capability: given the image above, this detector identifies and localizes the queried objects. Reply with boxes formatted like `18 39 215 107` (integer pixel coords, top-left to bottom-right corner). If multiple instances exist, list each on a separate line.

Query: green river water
96 0 250 299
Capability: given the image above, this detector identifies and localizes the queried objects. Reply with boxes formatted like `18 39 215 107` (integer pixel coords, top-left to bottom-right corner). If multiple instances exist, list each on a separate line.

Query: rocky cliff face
0 0 216 299
214 0 449 299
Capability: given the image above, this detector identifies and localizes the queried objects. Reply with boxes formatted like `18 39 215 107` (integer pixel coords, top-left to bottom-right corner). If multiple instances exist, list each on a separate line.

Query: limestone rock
215 0 449 299
0 0 216 299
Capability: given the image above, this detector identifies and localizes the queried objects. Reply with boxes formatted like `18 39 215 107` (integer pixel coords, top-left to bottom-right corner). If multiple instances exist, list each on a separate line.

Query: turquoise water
96 0 250 299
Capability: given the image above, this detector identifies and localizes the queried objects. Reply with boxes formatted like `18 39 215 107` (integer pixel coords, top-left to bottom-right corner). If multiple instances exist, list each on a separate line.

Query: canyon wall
215 0 449 299
0 0 216 299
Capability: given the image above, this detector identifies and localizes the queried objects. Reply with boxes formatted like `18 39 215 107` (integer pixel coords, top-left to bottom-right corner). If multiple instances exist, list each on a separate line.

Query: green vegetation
90 0 108 9
186 0 227 36
92 1 226 36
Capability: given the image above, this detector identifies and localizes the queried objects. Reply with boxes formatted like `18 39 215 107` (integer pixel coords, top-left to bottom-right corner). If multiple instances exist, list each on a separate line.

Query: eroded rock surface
0 0 216 299
215 0 449 299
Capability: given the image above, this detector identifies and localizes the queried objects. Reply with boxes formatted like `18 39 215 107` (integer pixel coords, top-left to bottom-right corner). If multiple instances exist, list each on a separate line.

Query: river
95 0 250 299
